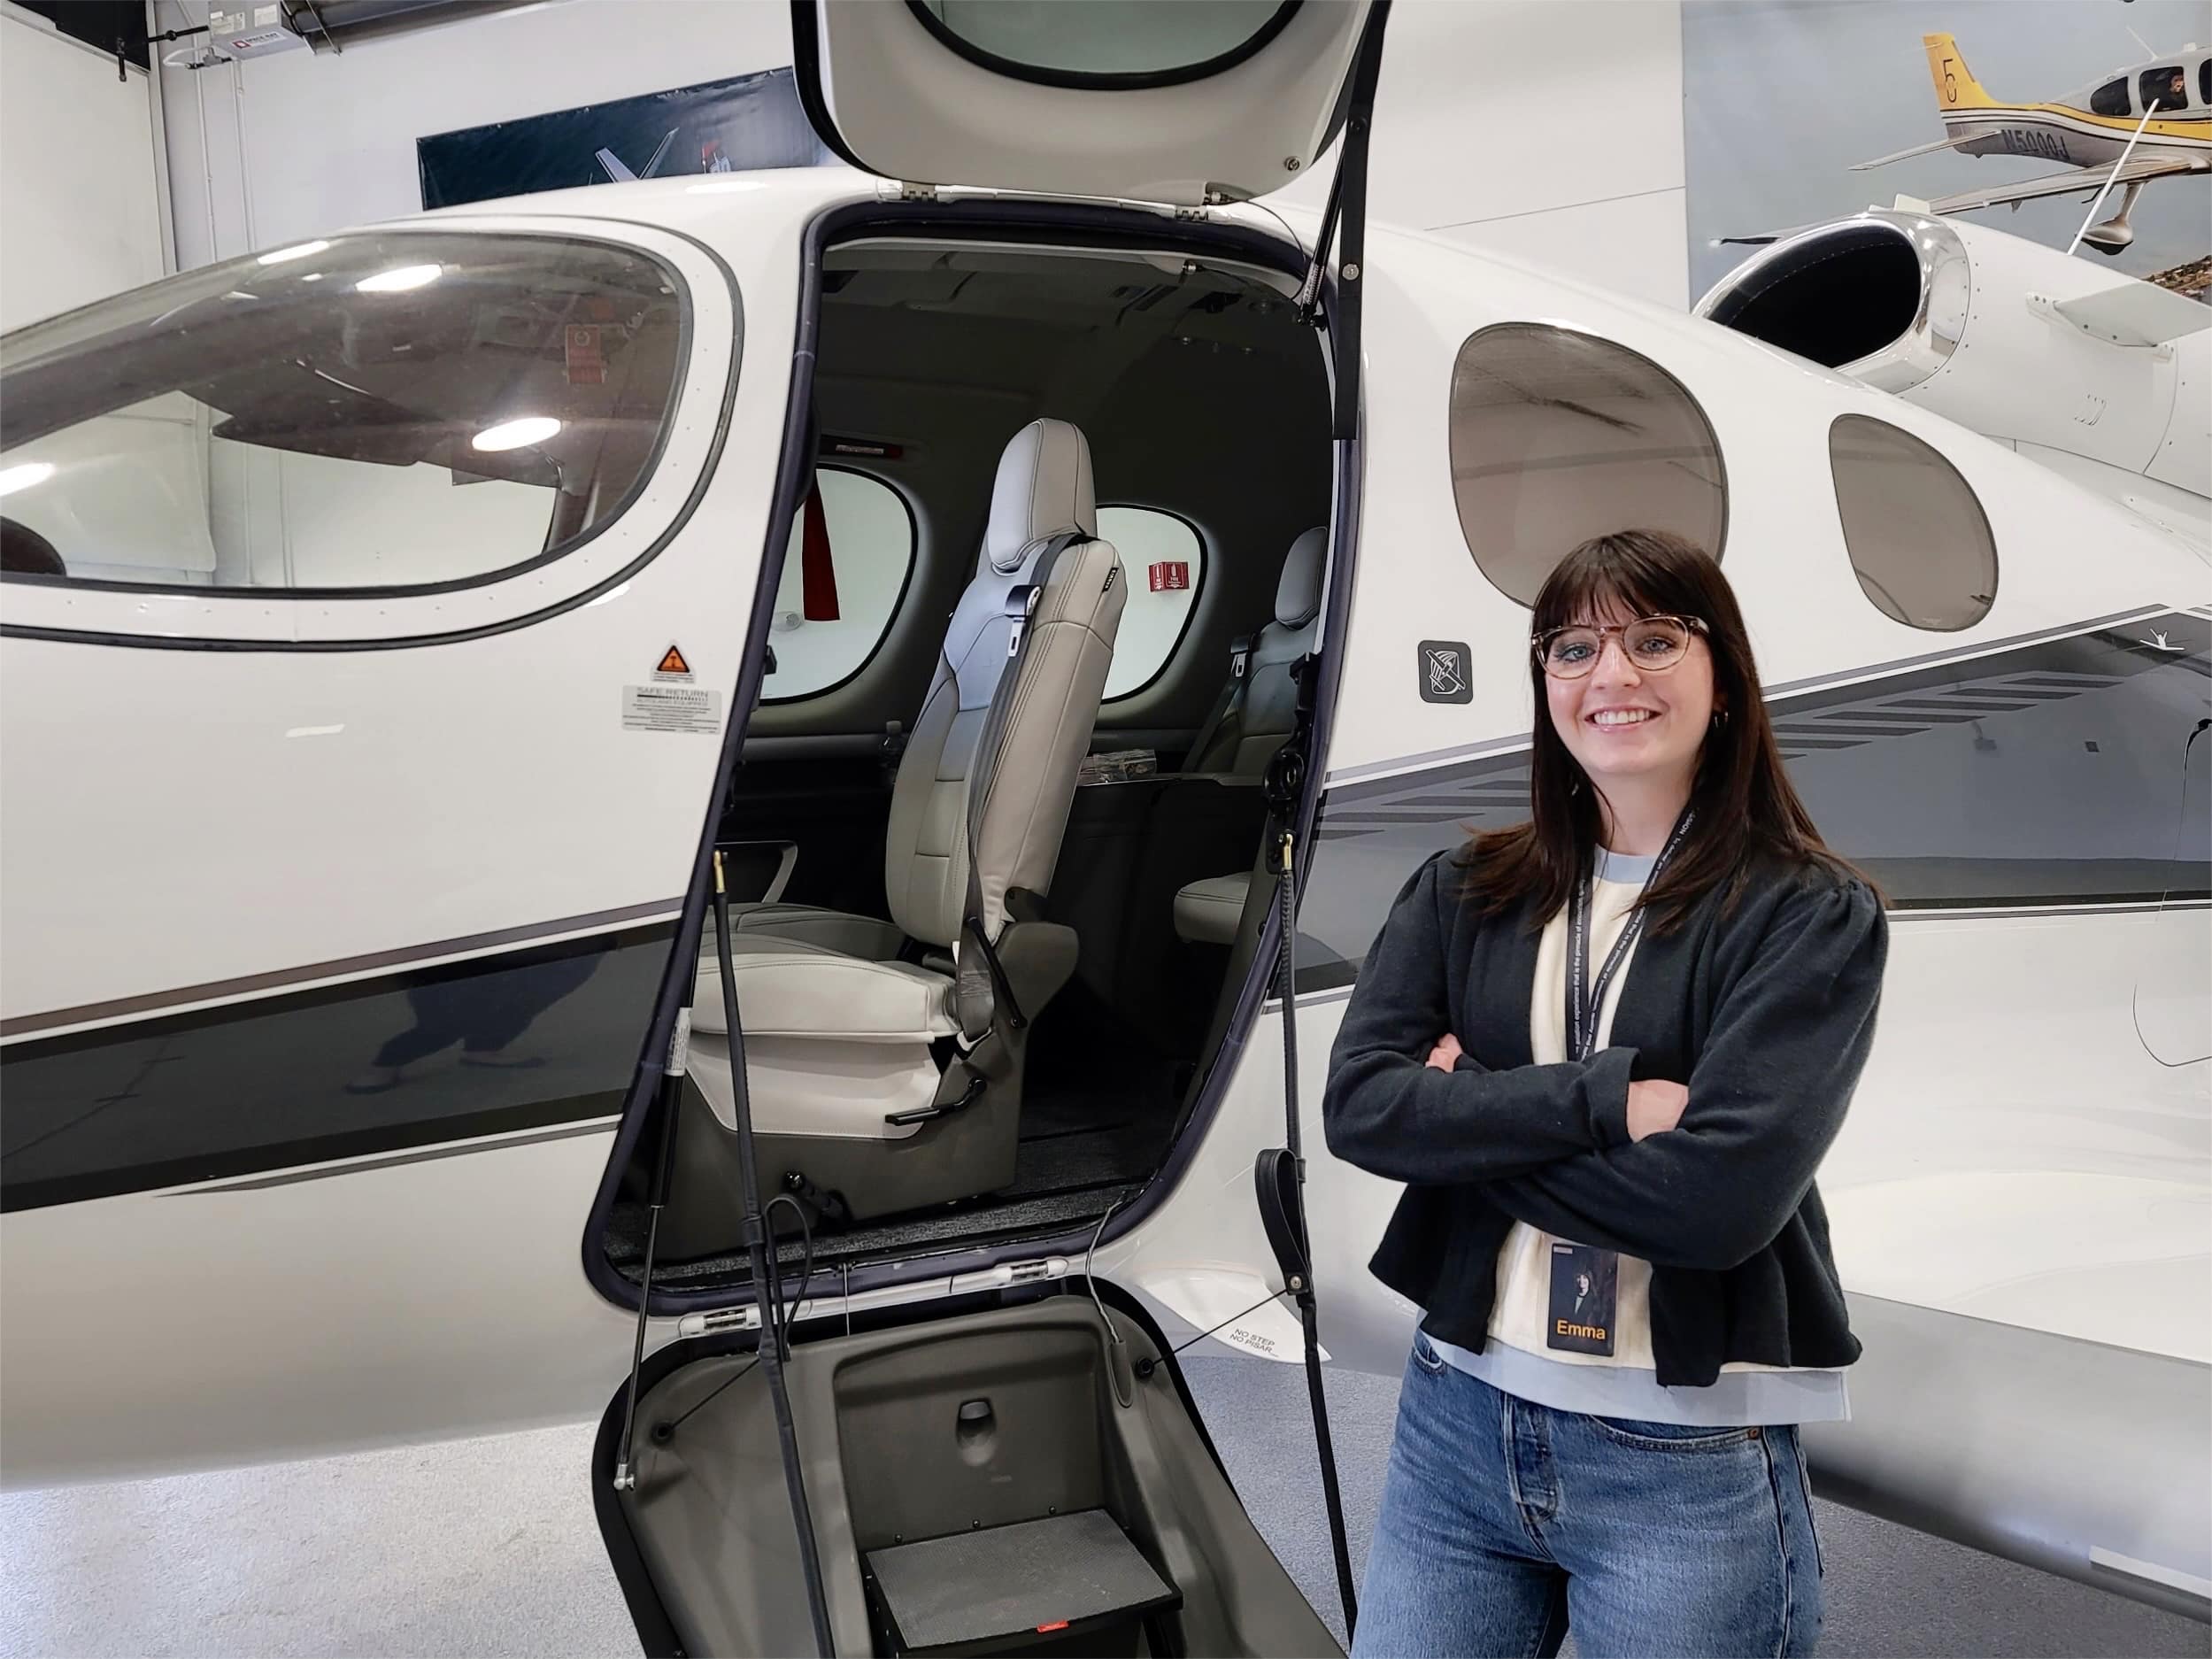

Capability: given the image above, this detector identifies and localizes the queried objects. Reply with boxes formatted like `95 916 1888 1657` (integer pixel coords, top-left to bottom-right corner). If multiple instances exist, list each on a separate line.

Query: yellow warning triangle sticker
656 644 691 676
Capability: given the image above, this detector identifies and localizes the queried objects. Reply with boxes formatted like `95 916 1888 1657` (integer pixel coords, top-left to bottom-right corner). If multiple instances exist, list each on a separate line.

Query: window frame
0 229 692 604
1094 501 1209 704
1446 320 1730 610
757 463 921 706
1826 412 1999 634
0 216 739 650
2139 66 2186 112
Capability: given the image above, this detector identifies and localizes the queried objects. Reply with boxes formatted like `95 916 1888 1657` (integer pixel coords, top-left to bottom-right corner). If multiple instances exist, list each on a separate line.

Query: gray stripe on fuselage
1 899 685 1040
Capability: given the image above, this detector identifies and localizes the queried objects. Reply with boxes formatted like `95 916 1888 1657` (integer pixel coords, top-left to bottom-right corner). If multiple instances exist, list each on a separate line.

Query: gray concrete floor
2 1358 2203 1657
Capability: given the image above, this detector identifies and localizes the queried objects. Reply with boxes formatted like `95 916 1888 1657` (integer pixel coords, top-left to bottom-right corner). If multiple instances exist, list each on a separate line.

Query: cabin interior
602 231 1335 1292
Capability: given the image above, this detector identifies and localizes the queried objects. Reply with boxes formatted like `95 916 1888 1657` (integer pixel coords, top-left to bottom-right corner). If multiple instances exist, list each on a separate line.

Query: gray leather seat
683 420 1126 1223
1173 527 1324 945
1182 526 1324 778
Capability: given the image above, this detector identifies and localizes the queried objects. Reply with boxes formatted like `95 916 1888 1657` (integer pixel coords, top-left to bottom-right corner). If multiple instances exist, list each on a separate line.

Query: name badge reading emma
1547 1242 1618 1356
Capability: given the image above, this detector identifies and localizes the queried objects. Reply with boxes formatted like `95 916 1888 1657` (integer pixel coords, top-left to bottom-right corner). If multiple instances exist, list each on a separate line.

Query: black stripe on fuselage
1294 609 2212 993
0 922 674 1211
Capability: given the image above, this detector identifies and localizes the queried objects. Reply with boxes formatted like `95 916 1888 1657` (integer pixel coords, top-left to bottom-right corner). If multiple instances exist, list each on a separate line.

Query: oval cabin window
1448 323 1728 606
1828 414 1997 632
761 469 918 702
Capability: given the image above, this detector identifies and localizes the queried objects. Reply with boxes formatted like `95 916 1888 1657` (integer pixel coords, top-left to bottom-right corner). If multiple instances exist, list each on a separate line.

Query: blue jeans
1351 1335 1824 1658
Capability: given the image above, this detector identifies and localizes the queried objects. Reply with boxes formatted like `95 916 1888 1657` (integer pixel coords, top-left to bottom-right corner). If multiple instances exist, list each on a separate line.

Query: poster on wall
1684 0 2210 303
417 67 830 211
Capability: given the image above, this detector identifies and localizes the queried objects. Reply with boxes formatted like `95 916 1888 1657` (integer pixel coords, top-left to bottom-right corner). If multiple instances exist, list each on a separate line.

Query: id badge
1547 1242 1618 1356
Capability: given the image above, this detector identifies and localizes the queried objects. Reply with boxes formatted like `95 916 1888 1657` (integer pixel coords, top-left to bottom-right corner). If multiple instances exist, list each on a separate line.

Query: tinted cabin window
2142 67 2188 111
1098 505 1205 699
2091 77 2131 117
0 233 683 591
762 469 916 701
1449 323 1727 606
2200 58 2210 106
1829 414 1996 631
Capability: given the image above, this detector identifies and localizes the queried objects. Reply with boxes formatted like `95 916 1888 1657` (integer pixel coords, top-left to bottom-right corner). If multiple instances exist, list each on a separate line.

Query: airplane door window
2200 58 2209 107
0 232 684 594
2091 76 2132 118
1827 414 1996 632
1448 322 1727 607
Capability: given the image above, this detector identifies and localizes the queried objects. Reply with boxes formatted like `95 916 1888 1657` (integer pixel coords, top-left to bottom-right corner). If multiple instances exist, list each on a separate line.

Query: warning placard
1147 561 1190 593
622 685 721 735
651 643 694 683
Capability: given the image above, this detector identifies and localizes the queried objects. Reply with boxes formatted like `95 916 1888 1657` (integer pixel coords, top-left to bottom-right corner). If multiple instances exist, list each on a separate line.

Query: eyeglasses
1532 614 1707 680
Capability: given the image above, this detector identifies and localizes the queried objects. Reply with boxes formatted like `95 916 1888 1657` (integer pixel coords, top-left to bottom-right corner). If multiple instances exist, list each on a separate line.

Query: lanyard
1565 809 1694 1062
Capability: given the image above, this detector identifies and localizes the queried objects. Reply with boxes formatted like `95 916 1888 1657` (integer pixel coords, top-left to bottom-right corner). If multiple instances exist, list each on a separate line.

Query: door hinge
898 181 940 201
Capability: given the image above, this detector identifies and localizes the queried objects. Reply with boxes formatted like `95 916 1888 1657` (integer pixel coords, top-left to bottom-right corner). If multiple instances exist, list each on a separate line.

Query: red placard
1147 560 1190 593
564 324 605 386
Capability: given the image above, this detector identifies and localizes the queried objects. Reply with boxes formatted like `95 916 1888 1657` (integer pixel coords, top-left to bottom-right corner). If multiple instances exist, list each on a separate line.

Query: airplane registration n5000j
1 3 2205 1649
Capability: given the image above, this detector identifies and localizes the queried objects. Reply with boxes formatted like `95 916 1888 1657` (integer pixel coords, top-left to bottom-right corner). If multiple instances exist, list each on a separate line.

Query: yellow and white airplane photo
1857 31 2211 253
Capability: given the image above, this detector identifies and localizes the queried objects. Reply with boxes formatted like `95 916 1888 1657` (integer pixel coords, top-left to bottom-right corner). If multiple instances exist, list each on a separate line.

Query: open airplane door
792 0 1369 206
590 5 1395 1654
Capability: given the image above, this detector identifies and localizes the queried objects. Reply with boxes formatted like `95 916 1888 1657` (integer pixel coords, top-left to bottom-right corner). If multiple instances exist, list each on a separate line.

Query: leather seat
679 420 1126 1226
1173 527 1324 945
1182 526 1324 777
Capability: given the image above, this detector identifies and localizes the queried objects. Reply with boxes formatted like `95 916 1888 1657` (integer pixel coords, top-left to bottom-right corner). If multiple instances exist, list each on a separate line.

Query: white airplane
1 3 2206 1650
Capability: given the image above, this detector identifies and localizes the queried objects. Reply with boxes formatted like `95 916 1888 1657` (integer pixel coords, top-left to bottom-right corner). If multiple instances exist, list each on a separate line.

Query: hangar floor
2 1361 2202 1657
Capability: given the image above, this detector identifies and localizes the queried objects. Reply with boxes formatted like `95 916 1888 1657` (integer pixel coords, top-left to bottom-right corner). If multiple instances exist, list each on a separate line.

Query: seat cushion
692 933 956 1043
1174 872 1250 945
708 902 906 962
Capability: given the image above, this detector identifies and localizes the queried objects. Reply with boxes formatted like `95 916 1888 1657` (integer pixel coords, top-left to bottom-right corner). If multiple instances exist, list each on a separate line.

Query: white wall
0 9 167 329
155 0 799 269
1283 0 1691 310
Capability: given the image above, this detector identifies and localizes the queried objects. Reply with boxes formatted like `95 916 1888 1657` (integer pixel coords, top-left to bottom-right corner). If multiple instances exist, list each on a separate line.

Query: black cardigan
1322 846 1887 1388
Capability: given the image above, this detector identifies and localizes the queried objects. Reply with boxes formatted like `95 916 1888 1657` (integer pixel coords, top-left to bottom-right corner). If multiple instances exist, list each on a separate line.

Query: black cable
1276 848 1360 1640
1141 1292 1291 1380
764 1192 816 1360
659 1355 760 1439
712 860 836 1656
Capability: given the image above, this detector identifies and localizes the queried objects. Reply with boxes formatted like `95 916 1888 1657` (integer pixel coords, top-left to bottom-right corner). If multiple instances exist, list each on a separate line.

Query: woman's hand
1424 1034 1463 1072
1626 1079 1690 1141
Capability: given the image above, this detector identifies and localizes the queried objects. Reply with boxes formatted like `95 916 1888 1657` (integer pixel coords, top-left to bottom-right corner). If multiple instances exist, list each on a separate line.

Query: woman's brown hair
1462 529 1862 932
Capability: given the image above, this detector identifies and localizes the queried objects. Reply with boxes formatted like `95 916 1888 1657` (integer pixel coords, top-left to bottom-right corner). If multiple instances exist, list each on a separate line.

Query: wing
1929 154 2205 214
594 146 636 184
1851 135 1974 171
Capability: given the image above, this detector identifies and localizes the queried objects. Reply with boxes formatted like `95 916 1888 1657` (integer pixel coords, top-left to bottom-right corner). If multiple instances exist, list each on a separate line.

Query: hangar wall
0 5 167 332
151 0 1692 307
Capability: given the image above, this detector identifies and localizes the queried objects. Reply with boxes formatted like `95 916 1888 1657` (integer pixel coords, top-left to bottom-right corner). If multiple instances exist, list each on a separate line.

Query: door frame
582 195 1360 1318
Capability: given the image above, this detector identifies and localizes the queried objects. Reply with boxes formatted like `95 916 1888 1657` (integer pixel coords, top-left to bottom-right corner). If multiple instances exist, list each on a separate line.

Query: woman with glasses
1325 529 1885 1658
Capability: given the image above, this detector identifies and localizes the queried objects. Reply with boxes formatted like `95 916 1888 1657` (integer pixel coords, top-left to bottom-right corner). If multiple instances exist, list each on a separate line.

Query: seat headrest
1275 527 1327 628
986 419 1097 574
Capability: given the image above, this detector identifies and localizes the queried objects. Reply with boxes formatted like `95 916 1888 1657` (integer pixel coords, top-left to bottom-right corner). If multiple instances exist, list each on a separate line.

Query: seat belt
1252 655 1359 1641
1182 632 1253 773
953 529 1088 1044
